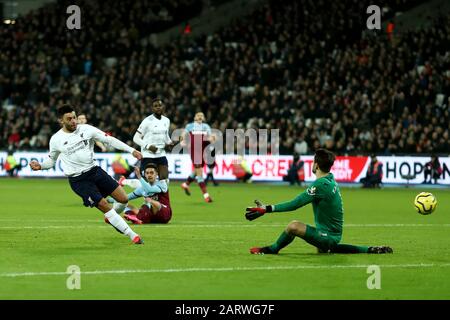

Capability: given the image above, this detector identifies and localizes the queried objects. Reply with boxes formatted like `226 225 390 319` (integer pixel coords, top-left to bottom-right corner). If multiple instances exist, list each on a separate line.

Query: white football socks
104 209 138 240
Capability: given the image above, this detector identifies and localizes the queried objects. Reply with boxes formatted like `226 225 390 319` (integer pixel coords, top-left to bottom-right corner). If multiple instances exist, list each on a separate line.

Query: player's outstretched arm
30 157 57 171
131 149 143 160
95 141 107 152
128 189 145 201
245 200 273 221
245 190 316 221
90 125 142 159
139 178 167 195
30 142 60 171
29 160 42 171
133 167 167 195
269 191 314 213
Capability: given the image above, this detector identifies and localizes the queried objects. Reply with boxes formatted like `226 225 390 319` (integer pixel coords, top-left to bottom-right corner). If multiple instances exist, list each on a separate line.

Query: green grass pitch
0 178 449 299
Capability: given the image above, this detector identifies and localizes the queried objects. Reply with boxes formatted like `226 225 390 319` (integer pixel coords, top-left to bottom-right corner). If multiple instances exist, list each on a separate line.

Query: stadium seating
0 0 448 156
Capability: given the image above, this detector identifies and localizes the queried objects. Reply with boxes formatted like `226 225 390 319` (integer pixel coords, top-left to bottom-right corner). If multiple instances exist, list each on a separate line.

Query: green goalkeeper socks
266 232 369 254
268 231 295 253
330 244 369 253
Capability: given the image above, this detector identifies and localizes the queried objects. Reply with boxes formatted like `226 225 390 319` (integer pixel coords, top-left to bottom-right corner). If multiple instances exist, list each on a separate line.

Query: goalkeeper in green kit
246 149 393 254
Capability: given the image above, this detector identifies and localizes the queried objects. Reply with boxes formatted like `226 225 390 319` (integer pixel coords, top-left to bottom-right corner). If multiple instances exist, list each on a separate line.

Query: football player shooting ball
245 149 393 255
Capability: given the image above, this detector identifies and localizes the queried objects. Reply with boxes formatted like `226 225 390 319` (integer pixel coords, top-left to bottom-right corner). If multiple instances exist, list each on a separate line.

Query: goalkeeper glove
245 200 273 221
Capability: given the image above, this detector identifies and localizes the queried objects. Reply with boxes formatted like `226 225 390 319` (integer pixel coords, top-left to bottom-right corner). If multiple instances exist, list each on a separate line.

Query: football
414 192 437 215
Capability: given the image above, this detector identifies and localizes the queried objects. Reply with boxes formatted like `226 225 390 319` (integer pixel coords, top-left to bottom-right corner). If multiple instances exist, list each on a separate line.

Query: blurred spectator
232 156 253 183
423 154 443 184
294 134 308 155
282 153 304 186
386 20 395 41
0 0 448 157
111 154 133 180
8 128 21 149
360 154 383 188
77 114 108 152
4 150 22 177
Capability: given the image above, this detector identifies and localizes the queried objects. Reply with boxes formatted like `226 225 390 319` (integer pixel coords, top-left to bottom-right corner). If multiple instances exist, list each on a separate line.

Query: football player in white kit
133 98 174 179
29 105 144 244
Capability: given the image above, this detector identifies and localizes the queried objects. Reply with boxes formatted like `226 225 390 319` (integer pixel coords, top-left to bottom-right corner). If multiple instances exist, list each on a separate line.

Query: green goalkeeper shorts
304 225 340 252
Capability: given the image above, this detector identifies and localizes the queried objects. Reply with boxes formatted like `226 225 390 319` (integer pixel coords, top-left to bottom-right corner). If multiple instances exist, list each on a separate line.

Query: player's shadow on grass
271 252 353 262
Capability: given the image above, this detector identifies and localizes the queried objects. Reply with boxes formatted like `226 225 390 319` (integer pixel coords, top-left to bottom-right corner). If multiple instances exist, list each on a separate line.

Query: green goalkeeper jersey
273 173 343 240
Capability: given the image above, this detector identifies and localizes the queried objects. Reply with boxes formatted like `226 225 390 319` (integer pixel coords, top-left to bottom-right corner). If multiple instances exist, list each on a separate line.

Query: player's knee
286 220 299 232
96 198 110 211
286 220 302 234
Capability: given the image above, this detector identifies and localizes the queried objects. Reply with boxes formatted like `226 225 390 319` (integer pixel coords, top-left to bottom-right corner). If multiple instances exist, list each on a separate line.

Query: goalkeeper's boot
181 182 191 196
368 246 393 254
132 235 144 245
250 246 277 255
124 213 143 225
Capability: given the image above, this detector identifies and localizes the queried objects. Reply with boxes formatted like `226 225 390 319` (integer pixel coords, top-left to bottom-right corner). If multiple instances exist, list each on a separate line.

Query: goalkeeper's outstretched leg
250 220 305 254
250 220 393 254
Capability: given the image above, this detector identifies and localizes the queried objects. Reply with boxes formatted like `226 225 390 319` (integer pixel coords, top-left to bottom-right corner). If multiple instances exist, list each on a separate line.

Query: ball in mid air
414 192 437 215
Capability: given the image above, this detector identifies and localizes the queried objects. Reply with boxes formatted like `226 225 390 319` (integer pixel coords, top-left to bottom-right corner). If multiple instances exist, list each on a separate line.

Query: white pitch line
347 224 450 227
1 224 450 230
0 219 101 223
0 226 100 230
2 263 450 278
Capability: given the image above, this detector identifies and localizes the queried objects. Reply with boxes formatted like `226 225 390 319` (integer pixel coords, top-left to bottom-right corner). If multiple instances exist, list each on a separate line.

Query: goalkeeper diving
246 149 393 254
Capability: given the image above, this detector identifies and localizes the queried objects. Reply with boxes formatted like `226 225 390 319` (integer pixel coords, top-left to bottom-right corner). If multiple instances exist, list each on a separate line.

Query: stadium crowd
0 0 449 156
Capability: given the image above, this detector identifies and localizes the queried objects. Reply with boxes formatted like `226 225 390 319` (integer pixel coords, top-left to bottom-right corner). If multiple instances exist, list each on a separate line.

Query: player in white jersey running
133 98 174 179
29 105 144 244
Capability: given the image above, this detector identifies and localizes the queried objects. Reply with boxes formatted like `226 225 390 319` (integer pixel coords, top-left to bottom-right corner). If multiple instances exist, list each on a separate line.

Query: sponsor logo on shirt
66 140 89 155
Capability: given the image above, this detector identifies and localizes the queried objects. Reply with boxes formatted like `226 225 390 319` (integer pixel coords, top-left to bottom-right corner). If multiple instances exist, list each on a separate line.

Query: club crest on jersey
307 186 317 196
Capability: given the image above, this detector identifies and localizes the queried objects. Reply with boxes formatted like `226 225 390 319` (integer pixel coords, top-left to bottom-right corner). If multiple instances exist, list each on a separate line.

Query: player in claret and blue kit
180 112 214 203
245 149 393 254
115 164 172 225
30 105 144 244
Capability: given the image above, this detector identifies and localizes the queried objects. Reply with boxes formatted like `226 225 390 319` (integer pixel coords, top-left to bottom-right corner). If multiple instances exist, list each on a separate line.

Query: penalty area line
2 263 450 278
